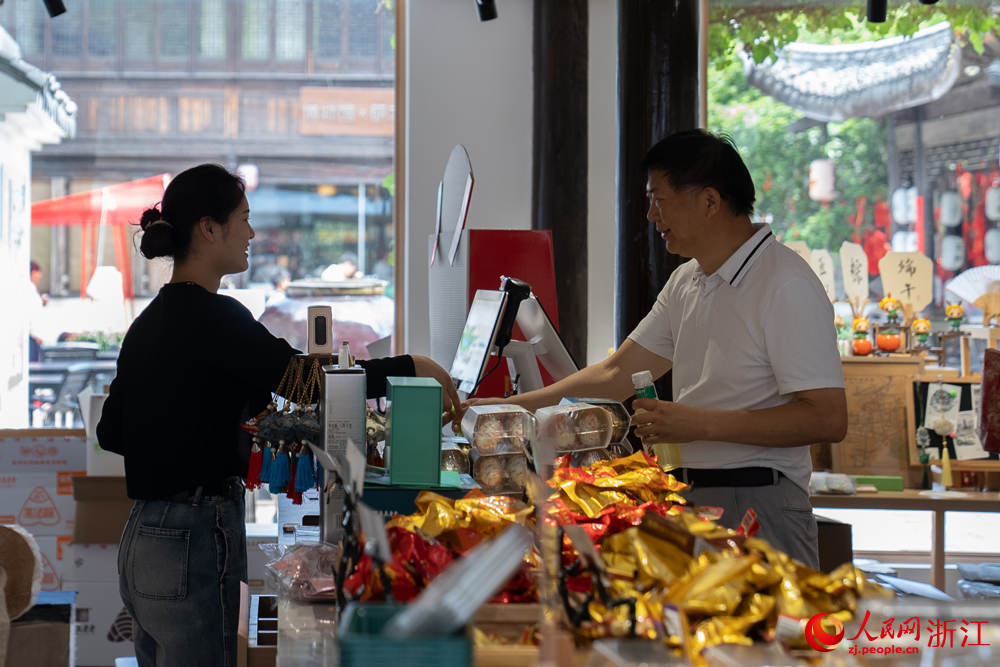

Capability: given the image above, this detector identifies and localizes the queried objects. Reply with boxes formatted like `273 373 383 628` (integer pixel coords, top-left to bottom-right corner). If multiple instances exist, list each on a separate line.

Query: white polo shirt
628 224 844 493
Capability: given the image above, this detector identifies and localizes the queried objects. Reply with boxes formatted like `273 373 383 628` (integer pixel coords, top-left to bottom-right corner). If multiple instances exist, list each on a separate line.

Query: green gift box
387 376 443 486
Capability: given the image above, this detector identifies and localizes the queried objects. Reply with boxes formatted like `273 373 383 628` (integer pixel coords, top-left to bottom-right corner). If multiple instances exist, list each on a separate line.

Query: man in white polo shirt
459 129 846 568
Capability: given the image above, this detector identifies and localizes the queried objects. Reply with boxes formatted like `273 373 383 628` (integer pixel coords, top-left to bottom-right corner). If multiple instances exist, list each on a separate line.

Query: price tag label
809 249 835 300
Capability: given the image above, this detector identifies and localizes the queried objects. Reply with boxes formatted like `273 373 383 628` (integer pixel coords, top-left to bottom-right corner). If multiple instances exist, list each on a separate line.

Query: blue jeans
118 481 247 667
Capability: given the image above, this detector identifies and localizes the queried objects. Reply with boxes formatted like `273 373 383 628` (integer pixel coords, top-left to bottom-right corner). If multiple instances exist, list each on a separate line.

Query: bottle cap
631 370 654 388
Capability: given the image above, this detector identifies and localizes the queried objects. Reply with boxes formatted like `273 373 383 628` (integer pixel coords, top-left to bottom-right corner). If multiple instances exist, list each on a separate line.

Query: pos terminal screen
450 290 507 396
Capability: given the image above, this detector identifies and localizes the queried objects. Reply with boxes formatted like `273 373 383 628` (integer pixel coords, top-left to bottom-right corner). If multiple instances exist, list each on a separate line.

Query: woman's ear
195 216 217 243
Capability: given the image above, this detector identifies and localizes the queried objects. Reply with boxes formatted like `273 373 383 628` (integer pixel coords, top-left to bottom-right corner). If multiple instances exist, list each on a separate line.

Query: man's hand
410 354 462 423
631 398 707 445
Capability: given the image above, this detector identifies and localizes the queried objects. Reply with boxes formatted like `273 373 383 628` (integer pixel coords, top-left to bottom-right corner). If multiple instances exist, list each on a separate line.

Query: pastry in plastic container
570 447 611 468
440 440 470 474
470 447 529 494
562 397 632 443
535 403 614 453
461 405 534 455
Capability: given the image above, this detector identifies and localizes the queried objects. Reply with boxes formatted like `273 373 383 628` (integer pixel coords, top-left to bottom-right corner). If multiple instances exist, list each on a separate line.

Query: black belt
674 467 782 487
163 476 244 503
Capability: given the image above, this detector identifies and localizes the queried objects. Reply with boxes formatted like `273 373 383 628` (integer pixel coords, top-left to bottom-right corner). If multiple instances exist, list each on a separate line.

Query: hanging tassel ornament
246 442 264 490
295 449 316 493
269 443 291 494
259 443 273 484
286 449 302 505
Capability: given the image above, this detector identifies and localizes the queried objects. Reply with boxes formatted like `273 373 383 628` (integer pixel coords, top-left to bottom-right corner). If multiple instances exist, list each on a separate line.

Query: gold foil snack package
440 440 470 474
561 397 632 443
461 404 535 455
535 403 614 453
470 448 532 495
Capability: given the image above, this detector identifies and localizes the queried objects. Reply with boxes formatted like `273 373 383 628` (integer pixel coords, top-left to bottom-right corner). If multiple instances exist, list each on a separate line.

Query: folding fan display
944 265 1000 305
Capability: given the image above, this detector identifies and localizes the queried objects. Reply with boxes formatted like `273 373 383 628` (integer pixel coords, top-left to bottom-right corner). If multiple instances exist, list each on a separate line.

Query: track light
42 0 66 17
475 0 497 22
867 0 887 23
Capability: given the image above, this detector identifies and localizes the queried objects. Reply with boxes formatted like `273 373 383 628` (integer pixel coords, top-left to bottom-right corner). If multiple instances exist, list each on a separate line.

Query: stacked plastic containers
561 398 634 463
535 401 623 468
461 405 534 494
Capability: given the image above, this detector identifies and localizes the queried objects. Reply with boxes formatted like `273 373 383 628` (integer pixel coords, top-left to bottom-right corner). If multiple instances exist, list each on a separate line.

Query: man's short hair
30 260 41 273
641 129 756 217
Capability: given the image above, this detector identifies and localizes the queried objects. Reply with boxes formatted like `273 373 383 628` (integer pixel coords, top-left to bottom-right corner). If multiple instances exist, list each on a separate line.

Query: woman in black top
98 164 457 666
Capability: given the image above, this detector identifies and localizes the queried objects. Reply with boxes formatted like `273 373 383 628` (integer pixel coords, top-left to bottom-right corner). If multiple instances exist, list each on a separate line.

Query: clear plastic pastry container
607 440 634 460
470 448 530 494
535 403 614 453
570 447 611 468
461 405 534 455
562 397 632 443
440 440 470 475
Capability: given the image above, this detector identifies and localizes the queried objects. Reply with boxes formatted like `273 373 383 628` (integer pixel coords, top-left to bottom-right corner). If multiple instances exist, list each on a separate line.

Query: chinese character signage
809 249 836 301
840 241 869 306
299 87 395 137
879 252 933 313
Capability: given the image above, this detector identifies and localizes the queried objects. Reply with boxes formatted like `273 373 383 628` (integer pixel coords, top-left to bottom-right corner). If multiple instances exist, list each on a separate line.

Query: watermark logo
805 612 845 652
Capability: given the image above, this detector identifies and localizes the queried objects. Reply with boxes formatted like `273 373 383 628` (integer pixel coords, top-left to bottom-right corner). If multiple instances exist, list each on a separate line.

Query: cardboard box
0 429 86 472
63 579 134 667
5 590 76 667
66 542 119 583
72 476 133 544
816 514 853 573
32 534 73 591
246 524 278 595
0 471 80 535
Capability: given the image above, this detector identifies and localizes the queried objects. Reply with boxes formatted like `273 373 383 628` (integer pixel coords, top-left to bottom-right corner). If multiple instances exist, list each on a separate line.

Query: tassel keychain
246 441 264 490
295 448 316 493
269 443 291 494
259 443 273 484
286 446 301 504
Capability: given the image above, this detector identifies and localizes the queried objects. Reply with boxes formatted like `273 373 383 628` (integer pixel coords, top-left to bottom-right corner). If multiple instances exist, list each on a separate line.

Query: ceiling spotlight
475 0 497 22
42 0 66 17
867 0 887 23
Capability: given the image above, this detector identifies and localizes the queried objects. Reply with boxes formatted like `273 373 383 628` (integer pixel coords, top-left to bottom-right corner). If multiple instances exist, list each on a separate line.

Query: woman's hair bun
138 207 175 260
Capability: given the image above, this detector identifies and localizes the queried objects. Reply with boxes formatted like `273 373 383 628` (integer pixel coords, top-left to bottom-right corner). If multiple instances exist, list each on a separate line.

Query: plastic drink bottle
631 370 681 469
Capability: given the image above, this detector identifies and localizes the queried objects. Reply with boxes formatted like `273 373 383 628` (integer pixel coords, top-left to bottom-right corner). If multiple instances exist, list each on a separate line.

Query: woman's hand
410 354 462 423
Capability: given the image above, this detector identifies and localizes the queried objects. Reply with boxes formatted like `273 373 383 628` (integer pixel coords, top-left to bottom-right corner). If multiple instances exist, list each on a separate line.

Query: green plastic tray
338 602 471 667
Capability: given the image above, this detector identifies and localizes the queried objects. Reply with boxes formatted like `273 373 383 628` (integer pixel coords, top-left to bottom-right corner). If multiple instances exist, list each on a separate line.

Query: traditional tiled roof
742 22 961 122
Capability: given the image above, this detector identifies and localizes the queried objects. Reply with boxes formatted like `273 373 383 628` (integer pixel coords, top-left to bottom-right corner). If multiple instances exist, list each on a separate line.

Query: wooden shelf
929 459 1000 472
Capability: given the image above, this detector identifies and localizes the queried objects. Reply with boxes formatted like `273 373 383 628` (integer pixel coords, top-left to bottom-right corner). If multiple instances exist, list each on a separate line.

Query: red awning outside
31 174 169 226
31 174 170 299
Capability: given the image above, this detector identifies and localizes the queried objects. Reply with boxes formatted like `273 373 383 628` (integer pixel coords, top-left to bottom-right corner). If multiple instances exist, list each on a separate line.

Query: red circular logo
805 612 845 652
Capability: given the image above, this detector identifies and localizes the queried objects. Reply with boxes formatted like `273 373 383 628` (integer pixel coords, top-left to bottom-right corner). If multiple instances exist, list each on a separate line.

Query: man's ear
701 187 722 217
195 216 217 243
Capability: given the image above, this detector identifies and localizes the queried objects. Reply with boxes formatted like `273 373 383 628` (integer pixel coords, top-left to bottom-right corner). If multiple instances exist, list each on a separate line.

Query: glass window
160 1 190 60
242 0 270 60
199 0 226 59
348 0 376 60
10 2 45 57
87 0 117 58
381 8 394 61
275 0 306 62
51 5 82 57
125 0 154 60
314 0 344 61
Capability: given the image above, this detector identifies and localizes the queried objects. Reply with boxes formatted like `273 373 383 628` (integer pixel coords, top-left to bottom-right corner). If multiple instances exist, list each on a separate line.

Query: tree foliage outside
709 2 999 69
708 56 887 251
707 3 998 251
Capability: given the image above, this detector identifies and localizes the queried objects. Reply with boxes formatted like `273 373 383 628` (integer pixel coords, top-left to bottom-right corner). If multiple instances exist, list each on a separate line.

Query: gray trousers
681 474 820 569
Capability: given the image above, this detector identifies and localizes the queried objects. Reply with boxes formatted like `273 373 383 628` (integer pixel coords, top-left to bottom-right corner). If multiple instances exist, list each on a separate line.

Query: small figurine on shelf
945 302 965 331
852 316 873 356
879 294 902 325
912 317 932 346
834 313 852 356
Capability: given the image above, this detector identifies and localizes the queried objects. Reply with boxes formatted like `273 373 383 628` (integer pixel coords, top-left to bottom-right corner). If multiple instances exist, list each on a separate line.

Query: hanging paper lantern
808 159 837 203
940 234 965 272
891 186 918 224
891 230 918 252
987 186 1000 222
939 191 963 228
985 228 1000 264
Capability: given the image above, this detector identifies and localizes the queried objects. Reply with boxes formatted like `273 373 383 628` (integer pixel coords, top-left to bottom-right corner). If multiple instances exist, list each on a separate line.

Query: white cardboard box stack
0 429 85 591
